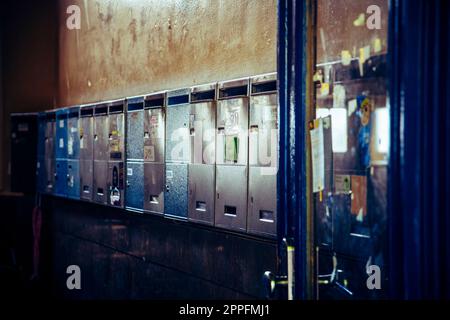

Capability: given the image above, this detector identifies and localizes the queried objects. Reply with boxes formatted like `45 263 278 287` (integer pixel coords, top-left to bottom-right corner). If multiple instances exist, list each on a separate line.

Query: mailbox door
80 117 93 160
67 116 80 159
93 161 108 204
215 165 247 232
164 163 188 218
247 167 277 237
67 159 80 199
108 113 125 161
144 163 165 214
188 164 215 225
144 108 165 163
189 102 216 164
107 161 125 208
126 161 144 211
127 110 144 160
55 159 68 196
55 113 68 159
94 115 108 161
249 94 278 167
166 105 190 163
80 159 93 201
216 98 248 165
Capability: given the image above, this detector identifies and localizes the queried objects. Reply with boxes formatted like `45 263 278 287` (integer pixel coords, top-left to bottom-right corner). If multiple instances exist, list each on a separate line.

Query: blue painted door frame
277 0 308 299
388 0 450 299
277 0 450 299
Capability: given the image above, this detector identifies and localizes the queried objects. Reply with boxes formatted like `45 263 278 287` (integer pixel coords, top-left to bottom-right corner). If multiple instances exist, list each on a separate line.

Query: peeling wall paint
58 0 277 106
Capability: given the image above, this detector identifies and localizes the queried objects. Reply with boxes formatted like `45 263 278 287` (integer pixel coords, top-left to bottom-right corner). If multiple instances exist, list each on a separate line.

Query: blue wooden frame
277 0 308 299
388 0 450 299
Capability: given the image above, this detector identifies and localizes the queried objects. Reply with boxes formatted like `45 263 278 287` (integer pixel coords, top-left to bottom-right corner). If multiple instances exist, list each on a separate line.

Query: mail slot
126 96 145 212
107 100 125 208
144 92 166 215
247 73 278 237
164 88 190 219
79 105 94 201
188 83 216 225
93 103 108 205
215 78 249 232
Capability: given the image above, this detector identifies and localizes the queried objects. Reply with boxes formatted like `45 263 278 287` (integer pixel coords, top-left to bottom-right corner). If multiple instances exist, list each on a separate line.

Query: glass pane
311 0 389 299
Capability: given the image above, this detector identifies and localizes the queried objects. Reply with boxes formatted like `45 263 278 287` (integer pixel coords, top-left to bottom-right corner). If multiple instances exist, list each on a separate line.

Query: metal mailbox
79 105 94 201
188 83 216 225
215 78 249 232
247 73 278 237
107 100 125 208
126 96 145 212
93 104 109 204
164 88 190 219
144 92 166 214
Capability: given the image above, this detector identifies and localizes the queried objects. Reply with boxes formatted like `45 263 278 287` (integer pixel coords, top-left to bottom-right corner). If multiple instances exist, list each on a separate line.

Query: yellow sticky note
359 45 371 76
320 83 330 96
373 38 382 53
353 13 365 27
341 50 352 66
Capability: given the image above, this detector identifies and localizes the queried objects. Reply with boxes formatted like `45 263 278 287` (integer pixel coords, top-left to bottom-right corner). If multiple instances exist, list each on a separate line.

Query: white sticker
310 119 325 193
59 138 64 148
37 162 41 169
333 85 346 109
80 137 84 149
68 137 73 155
166 170 173 179
59 120 64 128
330 108 348 153
348 99 357 116
127 168 133 176
71 127 78 133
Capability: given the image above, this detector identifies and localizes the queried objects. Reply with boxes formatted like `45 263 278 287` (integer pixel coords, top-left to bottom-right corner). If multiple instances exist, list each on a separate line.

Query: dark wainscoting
44 196 278 299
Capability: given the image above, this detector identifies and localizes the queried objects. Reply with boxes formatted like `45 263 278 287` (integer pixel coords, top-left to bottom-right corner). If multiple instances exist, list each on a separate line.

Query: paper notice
225 135 239 163
351 175 367 217
333 85 346 109
310 119 325 193
359 45 371 76
373 38 382 53
348 99 357 116
144 145 155 162
330 108 348 153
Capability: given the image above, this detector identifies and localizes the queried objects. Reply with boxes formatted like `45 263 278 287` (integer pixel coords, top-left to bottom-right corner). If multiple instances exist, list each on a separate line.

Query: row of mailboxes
36 73 278 237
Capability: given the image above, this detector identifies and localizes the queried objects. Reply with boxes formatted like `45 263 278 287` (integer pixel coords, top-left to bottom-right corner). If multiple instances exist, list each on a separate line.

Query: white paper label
59 138 64 148
127 168 133 176
330 108 348 153
310 119 325 193
59 120 64 128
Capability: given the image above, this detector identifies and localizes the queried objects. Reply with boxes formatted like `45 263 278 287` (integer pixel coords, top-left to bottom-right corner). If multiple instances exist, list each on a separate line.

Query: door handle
263 238 295 300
